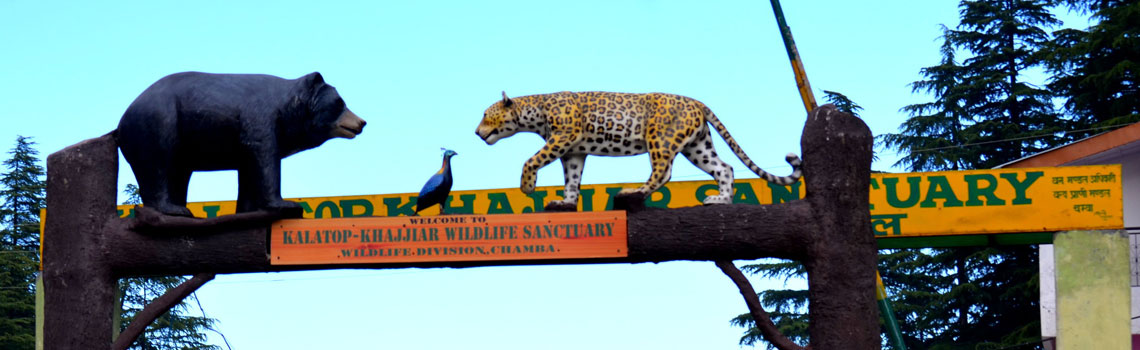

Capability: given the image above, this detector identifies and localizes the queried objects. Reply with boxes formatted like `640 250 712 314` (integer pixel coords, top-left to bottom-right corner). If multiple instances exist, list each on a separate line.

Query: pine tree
874 1 1066 349
1046 0 1140 138
0 136 45 250
880 31 974 172
117 184 221 350
934 2 1061 346
0 136 45 349
822 90 864 117
876 31 1012 348
875 249 948 348
946 0 1065 169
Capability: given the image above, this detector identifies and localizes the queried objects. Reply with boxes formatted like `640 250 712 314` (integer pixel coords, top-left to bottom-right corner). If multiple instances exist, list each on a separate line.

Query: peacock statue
415 148 458 215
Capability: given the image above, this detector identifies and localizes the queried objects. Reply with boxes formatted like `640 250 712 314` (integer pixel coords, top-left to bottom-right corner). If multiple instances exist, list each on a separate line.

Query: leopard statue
475 91 802 209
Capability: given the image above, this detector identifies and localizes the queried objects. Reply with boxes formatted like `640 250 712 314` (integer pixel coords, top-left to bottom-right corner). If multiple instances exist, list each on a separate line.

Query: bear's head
291 72 366 151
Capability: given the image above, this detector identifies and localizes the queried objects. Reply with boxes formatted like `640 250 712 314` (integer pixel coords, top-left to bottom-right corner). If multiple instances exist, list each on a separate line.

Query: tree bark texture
44 133 119 349
799 105 878 349
43 104 876 349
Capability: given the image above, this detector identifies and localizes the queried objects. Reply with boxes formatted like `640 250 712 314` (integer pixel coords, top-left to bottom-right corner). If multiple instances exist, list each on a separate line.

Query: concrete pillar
1054 230 1130 350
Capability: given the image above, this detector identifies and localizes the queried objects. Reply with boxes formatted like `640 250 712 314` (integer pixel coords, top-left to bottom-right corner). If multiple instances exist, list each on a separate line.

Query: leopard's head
476 91 522 145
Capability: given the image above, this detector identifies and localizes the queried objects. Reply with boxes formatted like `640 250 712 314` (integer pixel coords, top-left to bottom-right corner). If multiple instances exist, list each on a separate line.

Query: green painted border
877 232 1054 249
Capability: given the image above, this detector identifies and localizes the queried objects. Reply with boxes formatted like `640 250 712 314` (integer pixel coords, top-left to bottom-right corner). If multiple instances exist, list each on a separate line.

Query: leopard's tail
704 108 802 186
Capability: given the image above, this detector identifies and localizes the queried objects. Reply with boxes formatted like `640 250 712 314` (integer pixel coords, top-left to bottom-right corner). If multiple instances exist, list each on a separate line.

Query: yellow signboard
869 165 1122 237
113 175 803 219
270 211 627 265
107 165 1123 239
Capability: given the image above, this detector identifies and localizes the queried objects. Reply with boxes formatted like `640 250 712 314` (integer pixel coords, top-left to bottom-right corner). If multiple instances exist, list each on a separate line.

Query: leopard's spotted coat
475 91 802 207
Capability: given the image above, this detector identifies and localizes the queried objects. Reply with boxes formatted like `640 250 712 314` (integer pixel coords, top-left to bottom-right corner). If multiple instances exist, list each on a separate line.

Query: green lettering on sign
201 205 221 218
646 187 671 208
733 183 759 204
579 188 595 212
446 194 477 214
340 199 373 217
883 177 921 208
1001 171 1042 205
964 174 1005 207
604 187 622 211
694 184 718 203
767 181 800 204
486 192 514 214
314 201 341 218
382 197 415 217
920 176 963 208
523 191 548 213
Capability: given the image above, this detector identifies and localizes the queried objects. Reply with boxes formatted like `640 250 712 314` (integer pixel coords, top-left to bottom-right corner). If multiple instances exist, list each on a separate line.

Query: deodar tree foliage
0 136 44 349
739 1 1138 349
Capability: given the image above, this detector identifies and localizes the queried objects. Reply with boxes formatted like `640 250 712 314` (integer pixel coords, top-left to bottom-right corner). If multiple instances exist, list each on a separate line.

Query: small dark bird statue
415 148 458 215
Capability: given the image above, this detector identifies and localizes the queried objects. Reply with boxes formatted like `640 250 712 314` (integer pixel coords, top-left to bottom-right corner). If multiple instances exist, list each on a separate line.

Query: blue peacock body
415 149 458 214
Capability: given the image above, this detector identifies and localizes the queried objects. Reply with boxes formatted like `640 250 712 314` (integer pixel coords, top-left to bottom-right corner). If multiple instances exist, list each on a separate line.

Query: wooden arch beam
43 105 875 349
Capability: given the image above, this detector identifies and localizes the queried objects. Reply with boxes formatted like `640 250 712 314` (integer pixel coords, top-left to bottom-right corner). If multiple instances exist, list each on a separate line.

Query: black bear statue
116 72 366 217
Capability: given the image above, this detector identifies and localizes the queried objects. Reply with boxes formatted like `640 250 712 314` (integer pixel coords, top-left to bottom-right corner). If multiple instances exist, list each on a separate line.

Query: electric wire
890 122 1134 155
193 292 232 350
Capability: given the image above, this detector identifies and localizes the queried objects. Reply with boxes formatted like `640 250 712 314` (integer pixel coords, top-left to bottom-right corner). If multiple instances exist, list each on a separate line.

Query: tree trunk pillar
43 133 119 349
800 105 878 349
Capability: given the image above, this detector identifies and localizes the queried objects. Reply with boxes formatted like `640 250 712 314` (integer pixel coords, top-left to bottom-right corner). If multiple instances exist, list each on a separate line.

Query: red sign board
271 211 627 265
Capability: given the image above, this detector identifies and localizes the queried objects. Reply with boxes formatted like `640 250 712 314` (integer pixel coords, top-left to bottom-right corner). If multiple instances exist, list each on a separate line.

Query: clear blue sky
0 0 1085 348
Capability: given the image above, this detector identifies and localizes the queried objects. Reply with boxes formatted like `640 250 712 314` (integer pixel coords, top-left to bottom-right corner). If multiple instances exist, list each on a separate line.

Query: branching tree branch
111 273 216 350
717 260 808 350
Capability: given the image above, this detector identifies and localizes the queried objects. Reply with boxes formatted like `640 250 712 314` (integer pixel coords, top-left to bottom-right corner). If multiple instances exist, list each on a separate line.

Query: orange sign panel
271 211 627 265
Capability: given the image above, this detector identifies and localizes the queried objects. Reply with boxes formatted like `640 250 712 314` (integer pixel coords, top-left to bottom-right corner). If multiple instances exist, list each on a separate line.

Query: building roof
998 122 1140 168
